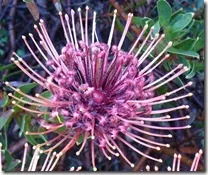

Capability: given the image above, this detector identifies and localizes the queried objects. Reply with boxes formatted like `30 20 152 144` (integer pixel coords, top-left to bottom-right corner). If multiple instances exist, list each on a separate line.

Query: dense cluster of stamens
0 142 81 172
6 7 193 171
145 149 203 172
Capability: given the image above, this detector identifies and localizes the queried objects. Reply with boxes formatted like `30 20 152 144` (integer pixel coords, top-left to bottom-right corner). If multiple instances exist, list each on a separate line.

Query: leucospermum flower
5 7 193 171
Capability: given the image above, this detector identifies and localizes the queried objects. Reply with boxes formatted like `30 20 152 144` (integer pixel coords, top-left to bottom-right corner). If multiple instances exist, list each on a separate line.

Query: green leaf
171 12 194 32
0 95 9 108
168 47 199 58
76 135 84 145
41 90 52 99
0 63 16 72
186 62 196 79
132 16 143 26
174 38 195 50
0 110 13 130
171 8 184 20
157 0 172 26
14 82 37 98
152 21 160 38
2 149 21 172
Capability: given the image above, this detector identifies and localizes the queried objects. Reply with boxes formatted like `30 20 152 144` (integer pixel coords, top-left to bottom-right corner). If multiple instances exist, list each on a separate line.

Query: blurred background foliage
0 0 204 171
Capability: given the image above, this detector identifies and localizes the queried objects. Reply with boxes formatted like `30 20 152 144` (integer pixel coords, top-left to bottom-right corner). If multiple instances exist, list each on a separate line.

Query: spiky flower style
145 149 203 172
6 7 193 171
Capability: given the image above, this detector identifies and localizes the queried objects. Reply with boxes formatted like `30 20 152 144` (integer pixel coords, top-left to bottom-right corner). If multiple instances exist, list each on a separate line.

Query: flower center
92 90 105 104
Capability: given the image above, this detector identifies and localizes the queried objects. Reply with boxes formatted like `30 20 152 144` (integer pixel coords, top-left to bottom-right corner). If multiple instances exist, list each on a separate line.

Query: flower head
6 7 192 171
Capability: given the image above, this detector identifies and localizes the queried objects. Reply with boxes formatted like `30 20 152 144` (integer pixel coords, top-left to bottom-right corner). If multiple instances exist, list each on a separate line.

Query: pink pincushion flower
6 7 192 171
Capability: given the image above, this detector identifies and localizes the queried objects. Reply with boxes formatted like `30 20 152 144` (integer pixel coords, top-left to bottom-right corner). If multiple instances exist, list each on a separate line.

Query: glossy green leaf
174 38 196 50
132 16 143 26
168 48 199 58
157 0 172 26
0 110 13 130
152 21 160 38
171 12 194 32
186 62 196 79
0 95 9 108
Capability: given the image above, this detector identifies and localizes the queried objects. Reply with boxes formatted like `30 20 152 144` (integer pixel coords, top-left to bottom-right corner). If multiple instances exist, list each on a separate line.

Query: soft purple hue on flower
6 7 192 171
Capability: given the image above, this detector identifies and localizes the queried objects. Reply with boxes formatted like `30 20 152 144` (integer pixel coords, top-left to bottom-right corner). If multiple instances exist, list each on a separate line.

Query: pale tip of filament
70 167 75 171
188 81 193 86
18 57 23 61
5 81 9 86
146 165 150 170
65 14 69 20
187 125 191 128
78 7 81 12
167 166 171 171
144 24 148 29
156 147 160 151
91 135 95 140
59 11 62 15
199 149 203 154
114 9 117 14
184 66 189 71
25 131 29 135
186 115 190 119
24 143 28 147
159 159 163 163
108 157 112 160
11 109 15 113
53 152 57 156
16 88 20 92
40 19 44 23
93 11 96 15
174 153 177 158
166 54 170 58
131 164 135 168
151 26 155 30
161 33 165 38
58 152 63 157
115 153 119 157
39 150 43 154
11 57 15 61
85 6 89 10
29 33 33 37
112 146 116 150
32 145 36 149
0 142 2 147
166 144 170 147
8 93 12 96
154 166 159 171
178 154 181 158
34 24 38 28
12 100 16 104
77 166 82 171
167 115 171 119
168 41 173 47
35 93 40 97
93 167 97 171
188 93 193 96
71 9 75 15
185 105 189 109
76 152 80 156
22 35 26 40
